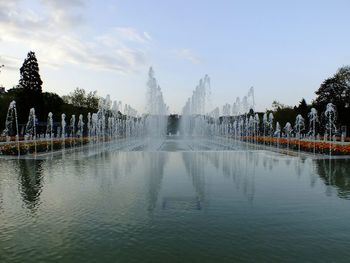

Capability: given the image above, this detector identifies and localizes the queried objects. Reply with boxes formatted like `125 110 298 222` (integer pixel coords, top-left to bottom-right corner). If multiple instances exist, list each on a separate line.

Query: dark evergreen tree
19 51 43 93
294 98 309 117
293 98 309 130
15 51 44 124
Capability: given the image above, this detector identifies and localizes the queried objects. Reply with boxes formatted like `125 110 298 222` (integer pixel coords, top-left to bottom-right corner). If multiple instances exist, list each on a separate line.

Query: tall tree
294 98 309 117
315 66 350 108
315 66 350 128
19 51 43 93
15 51 44 123
62 87 99 110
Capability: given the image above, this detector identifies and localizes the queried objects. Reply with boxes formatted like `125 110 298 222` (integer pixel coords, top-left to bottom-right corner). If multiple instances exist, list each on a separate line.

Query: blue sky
1 0 349 113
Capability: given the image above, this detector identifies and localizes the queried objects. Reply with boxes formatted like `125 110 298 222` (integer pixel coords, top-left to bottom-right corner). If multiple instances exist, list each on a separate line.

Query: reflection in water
315 159 350 200
221 152 256 202
94 151 139 183
144 152 168 211
182 152 206 205
294 158 306 178
182 152 257 202
18 159 45 212
2 149 350 262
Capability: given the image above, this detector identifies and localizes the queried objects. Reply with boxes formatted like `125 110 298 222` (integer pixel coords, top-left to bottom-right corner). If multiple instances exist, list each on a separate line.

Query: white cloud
174 49 201 64
0 55 22 71
0 0 151 74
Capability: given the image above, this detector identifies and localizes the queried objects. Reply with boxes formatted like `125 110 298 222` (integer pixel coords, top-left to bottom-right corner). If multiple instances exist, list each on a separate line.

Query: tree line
265 66 350 135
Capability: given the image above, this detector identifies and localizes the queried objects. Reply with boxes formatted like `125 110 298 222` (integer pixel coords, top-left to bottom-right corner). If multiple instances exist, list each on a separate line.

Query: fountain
268 113 274 138
70 115 76 147
61 113 66 149
2 101 20 155
254 113 260 144
0 68 349 157
76 114 84 147
87 113 91 141
145 67 169 138
24 108 37 154
46 112 53 151
263 113 268 141
324 103 337 156
275 122 281 148
284 122 293 151
294 114 305 153
308 108 318 154
308 108 318 139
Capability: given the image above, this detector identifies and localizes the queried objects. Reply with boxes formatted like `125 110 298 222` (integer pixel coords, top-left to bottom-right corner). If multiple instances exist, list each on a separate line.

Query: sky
0 0 349 114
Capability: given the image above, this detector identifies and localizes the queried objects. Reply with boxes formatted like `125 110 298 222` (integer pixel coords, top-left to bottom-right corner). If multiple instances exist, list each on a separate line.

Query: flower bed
241 136 350 155
0 138 90 156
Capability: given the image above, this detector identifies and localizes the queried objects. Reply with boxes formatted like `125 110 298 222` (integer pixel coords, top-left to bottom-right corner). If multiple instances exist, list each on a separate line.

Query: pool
1 138 350 262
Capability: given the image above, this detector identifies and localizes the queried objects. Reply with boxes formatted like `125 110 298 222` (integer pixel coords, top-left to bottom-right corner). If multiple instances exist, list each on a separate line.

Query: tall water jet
308 108 318 139
61 113 66 149
275 122 281 148
2 101 20 155
268 113 274 146
145 67 169 138
263 113 268 141
77 114 84 146
70 115 76 147
248 87 255 112
294 114 305 153
254 113 260 144
268 113 274 136
324 103 337 156
294 114 305 139
308 108 318 154
46 112 53 151
273 121 281 135
87 112 91 141
70 115 76 138
180 74 211 137
284 122 293 150
25 108 37 154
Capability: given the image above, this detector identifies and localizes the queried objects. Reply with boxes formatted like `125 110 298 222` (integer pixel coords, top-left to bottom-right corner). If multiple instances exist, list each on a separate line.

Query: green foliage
271 100 287 111
294 98 309 116
314 66 350 128
42 92 64 122
315 66 350 108
62 87 99 110
267 101 297 129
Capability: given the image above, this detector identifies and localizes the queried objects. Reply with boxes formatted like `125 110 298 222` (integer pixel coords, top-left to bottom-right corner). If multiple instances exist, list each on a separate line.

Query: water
1 138 350 262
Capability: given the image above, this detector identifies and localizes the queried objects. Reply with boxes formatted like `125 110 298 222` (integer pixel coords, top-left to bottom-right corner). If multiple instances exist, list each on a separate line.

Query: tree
294 98 309 119
63 87 99 110
272 100 286 111
63 87 86 107
42 92 64 120
19 51 43 93
270 101 297 128
315 66 350 128
86 90 99 109
11 51 45 123
315 66 350 107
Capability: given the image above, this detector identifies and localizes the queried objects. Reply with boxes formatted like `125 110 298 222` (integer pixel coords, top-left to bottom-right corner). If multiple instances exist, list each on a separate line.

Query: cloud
0 1 151 73
174 49 201 64
0 55 22 71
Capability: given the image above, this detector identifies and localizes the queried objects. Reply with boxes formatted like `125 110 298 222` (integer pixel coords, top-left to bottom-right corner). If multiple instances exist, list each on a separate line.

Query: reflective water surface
1 140 350 262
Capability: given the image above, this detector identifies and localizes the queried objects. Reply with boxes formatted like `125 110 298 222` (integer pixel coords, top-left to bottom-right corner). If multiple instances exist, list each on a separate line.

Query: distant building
0 86 5 94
